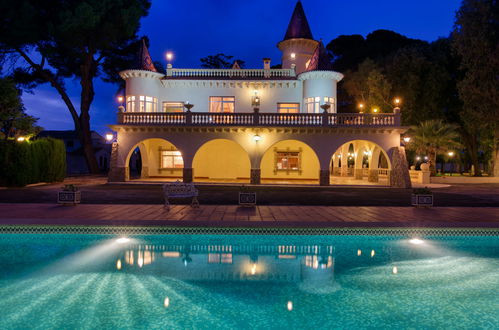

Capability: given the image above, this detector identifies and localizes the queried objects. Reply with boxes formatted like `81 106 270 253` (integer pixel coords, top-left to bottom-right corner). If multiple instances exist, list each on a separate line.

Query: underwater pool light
409 238 424 245
116 237 130 244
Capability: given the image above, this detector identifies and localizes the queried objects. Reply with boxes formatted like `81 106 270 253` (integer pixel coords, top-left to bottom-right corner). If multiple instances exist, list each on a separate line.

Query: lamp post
447 151 455 176
358 103 364 113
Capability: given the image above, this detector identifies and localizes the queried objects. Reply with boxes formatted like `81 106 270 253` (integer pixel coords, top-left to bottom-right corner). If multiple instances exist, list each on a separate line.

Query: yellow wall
193 139 250 180
142 139 183 177
261 140 319 180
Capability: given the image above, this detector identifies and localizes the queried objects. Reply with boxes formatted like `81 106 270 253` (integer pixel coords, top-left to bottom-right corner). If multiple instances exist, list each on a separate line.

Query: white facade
108 2 411 188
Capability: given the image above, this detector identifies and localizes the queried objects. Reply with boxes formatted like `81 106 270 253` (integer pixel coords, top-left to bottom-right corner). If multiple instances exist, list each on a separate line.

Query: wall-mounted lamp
290 52 296 60
251 90 260 107
105 133 114 142
253 134 261 142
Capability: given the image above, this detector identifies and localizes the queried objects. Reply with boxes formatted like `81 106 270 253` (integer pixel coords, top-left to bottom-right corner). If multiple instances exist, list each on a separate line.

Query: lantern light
105 133 114 142
253 135 261 142
403 137 411 143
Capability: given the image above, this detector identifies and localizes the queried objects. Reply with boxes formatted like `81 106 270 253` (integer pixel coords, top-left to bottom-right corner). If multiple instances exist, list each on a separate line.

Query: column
319 169 330 186
341 144 349 176
250 169 261 185
108 142 128 182
183 168 193 183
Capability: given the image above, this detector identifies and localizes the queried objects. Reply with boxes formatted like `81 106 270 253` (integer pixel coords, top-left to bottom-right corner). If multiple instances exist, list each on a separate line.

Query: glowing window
162 102 184 113
276 152 300 171
138 95 158 112
126 96 136 112
277 103 299 113
161 150 183 169
304 97 320 113
324 97 335 112
210 96 235 113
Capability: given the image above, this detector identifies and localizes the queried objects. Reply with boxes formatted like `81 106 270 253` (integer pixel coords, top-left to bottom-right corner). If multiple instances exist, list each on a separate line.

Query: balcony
117 111 401 128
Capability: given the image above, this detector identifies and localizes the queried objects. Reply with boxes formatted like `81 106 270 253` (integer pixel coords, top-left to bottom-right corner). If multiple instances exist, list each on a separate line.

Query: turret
277 1 319 74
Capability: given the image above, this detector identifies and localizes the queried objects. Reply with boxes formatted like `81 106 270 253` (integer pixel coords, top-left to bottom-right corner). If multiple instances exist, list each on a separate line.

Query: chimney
263 58 271 70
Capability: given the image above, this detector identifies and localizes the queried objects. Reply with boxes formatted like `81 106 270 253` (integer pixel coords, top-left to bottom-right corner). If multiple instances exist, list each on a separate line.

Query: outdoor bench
163 181 200 210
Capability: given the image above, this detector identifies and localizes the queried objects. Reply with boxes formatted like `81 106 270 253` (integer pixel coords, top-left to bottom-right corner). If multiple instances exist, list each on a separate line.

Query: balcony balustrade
166 68 296 78
117 111 401 128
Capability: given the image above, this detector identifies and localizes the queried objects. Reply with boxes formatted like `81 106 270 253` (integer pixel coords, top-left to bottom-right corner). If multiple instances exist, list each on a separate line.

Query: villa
108 1 411 188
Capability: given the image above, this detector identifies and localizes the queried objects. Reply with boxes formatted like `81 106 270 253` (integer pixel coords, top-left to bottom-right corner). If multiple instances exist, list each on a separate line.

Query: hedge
0 138 66 187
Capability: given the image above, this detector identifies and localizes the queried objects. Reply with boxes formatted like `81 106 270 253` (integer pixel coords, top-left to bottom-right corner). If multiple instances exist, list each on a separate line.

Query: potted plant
238 185 256 207
58 184 81 205
411 187 433 207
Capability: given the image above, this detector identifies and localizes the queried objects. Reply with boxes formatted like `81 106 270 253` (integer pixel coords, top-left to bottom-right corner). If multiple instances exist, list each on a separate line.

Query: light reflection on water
0 234 497 329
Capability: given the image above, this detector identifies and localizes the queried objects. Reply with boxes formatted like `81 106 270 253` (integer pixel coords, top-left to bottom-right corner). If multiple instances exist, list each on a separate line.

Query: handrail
166 68 296 78
117 111 401 127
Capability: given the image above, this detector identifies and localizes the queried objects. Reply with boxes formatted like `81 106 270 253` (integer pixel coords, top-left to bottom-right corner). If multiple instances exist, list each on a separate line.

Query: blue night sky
22 0 462 135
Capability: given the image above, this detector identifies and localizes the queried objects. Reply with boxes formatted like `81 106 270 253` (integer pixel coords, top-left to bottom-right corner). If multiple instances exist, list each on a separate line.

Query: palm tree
407 119 461 175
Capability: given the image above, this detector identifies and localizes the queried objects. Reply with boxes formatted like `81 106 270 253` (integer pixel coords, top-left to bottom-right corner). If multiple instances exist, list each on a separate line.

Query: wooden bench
163 181 199 210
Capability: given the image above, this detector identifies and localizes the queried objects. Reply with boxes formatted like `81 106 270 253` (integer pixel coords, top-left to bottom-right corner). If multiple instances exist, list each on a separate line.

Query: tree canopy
0 77 40 139
0 0 151 173
200 54 245 69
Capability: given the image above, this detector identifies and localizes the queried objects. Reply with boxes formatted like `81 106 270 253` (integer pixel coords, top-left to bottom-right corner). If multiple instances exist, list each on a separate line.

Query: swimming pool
0 231 497 329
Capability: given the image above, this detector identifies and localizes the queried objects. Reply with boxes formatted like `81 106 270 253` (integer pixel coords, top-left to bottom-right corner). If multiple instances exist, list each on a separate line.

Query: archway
330 140 391 185
192 139 251 183
125 138 184 181
260 139 320 184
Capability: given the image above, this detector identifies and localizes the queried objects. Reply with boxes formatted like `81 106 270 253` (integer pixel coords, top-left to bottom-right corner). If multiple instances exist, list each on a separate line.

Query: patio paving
0 203 497 228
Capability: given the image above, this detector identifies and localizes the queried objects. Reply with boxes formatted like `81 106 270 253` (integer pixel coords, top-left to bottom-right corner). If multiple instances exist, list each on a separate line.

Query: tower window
304 97 321 113
138 96 158 112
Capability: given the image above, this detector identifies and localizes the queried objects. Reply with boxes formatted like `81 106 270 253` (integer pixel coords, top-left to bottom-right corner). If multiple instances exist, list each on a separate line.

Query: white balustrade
168 68 295 78
119 112 398 128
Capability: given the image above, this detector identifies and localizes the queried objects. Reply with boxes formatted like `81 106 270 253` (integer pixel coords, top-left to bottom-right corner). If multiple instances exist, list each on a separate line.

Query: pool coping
1 224 498 236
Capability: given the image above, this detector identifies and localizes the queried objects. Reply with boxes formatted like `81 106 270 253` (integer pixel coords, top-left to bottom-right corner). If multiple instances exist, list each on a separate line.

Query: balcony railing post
322 112 329 127
117 106 125 124
393 107 401 126
185 111 192 125
253 108 260 125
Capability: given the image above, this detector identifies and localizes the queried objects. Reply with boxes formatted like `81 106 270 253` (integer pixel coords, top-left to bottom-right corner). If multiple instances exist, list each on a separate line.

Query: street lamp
394 98 401 106
372 108 379 113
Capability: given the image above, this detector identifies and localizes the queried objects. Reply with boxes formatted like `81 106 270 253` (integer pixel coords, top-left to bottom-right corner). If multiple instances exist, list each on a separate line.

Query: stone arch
330 140 392 185
125 138 184 181
192 139 251 183
259 139 321 184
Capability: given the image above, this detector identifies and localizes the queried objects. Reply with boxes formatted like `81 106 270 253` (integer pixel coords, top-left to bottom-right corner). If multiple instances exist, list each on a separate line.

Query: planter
411 194 433 207
239 192 256 206
58 191 81 205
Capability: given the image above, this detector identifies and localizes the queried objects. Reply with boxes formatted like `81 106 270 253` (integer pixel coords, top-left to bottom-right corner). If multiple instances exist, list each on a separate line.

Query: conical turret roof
305 41 332 71
283 1 313 40
137 38 157 72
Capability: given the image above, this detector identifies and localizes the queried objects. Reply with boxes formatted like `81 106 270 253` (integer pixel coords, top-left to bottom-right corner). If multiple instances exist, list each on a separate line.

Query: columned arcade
109 122 411 187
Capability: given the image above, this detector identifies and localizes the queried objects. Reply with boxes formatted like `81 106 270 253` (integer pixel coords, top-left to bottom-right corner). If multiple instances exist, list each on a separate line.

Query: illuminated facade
108 1 411 187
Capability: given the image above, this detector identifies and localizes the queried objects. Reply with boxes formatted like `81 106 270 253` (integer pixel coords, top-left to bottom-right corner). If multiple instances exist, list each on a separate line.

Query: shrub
0 138 66 187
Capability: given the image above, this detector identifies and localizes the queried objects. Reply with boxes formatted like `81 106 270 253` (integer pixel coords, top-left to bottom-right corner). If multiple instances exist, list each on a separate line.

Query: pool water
0 233 497 329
